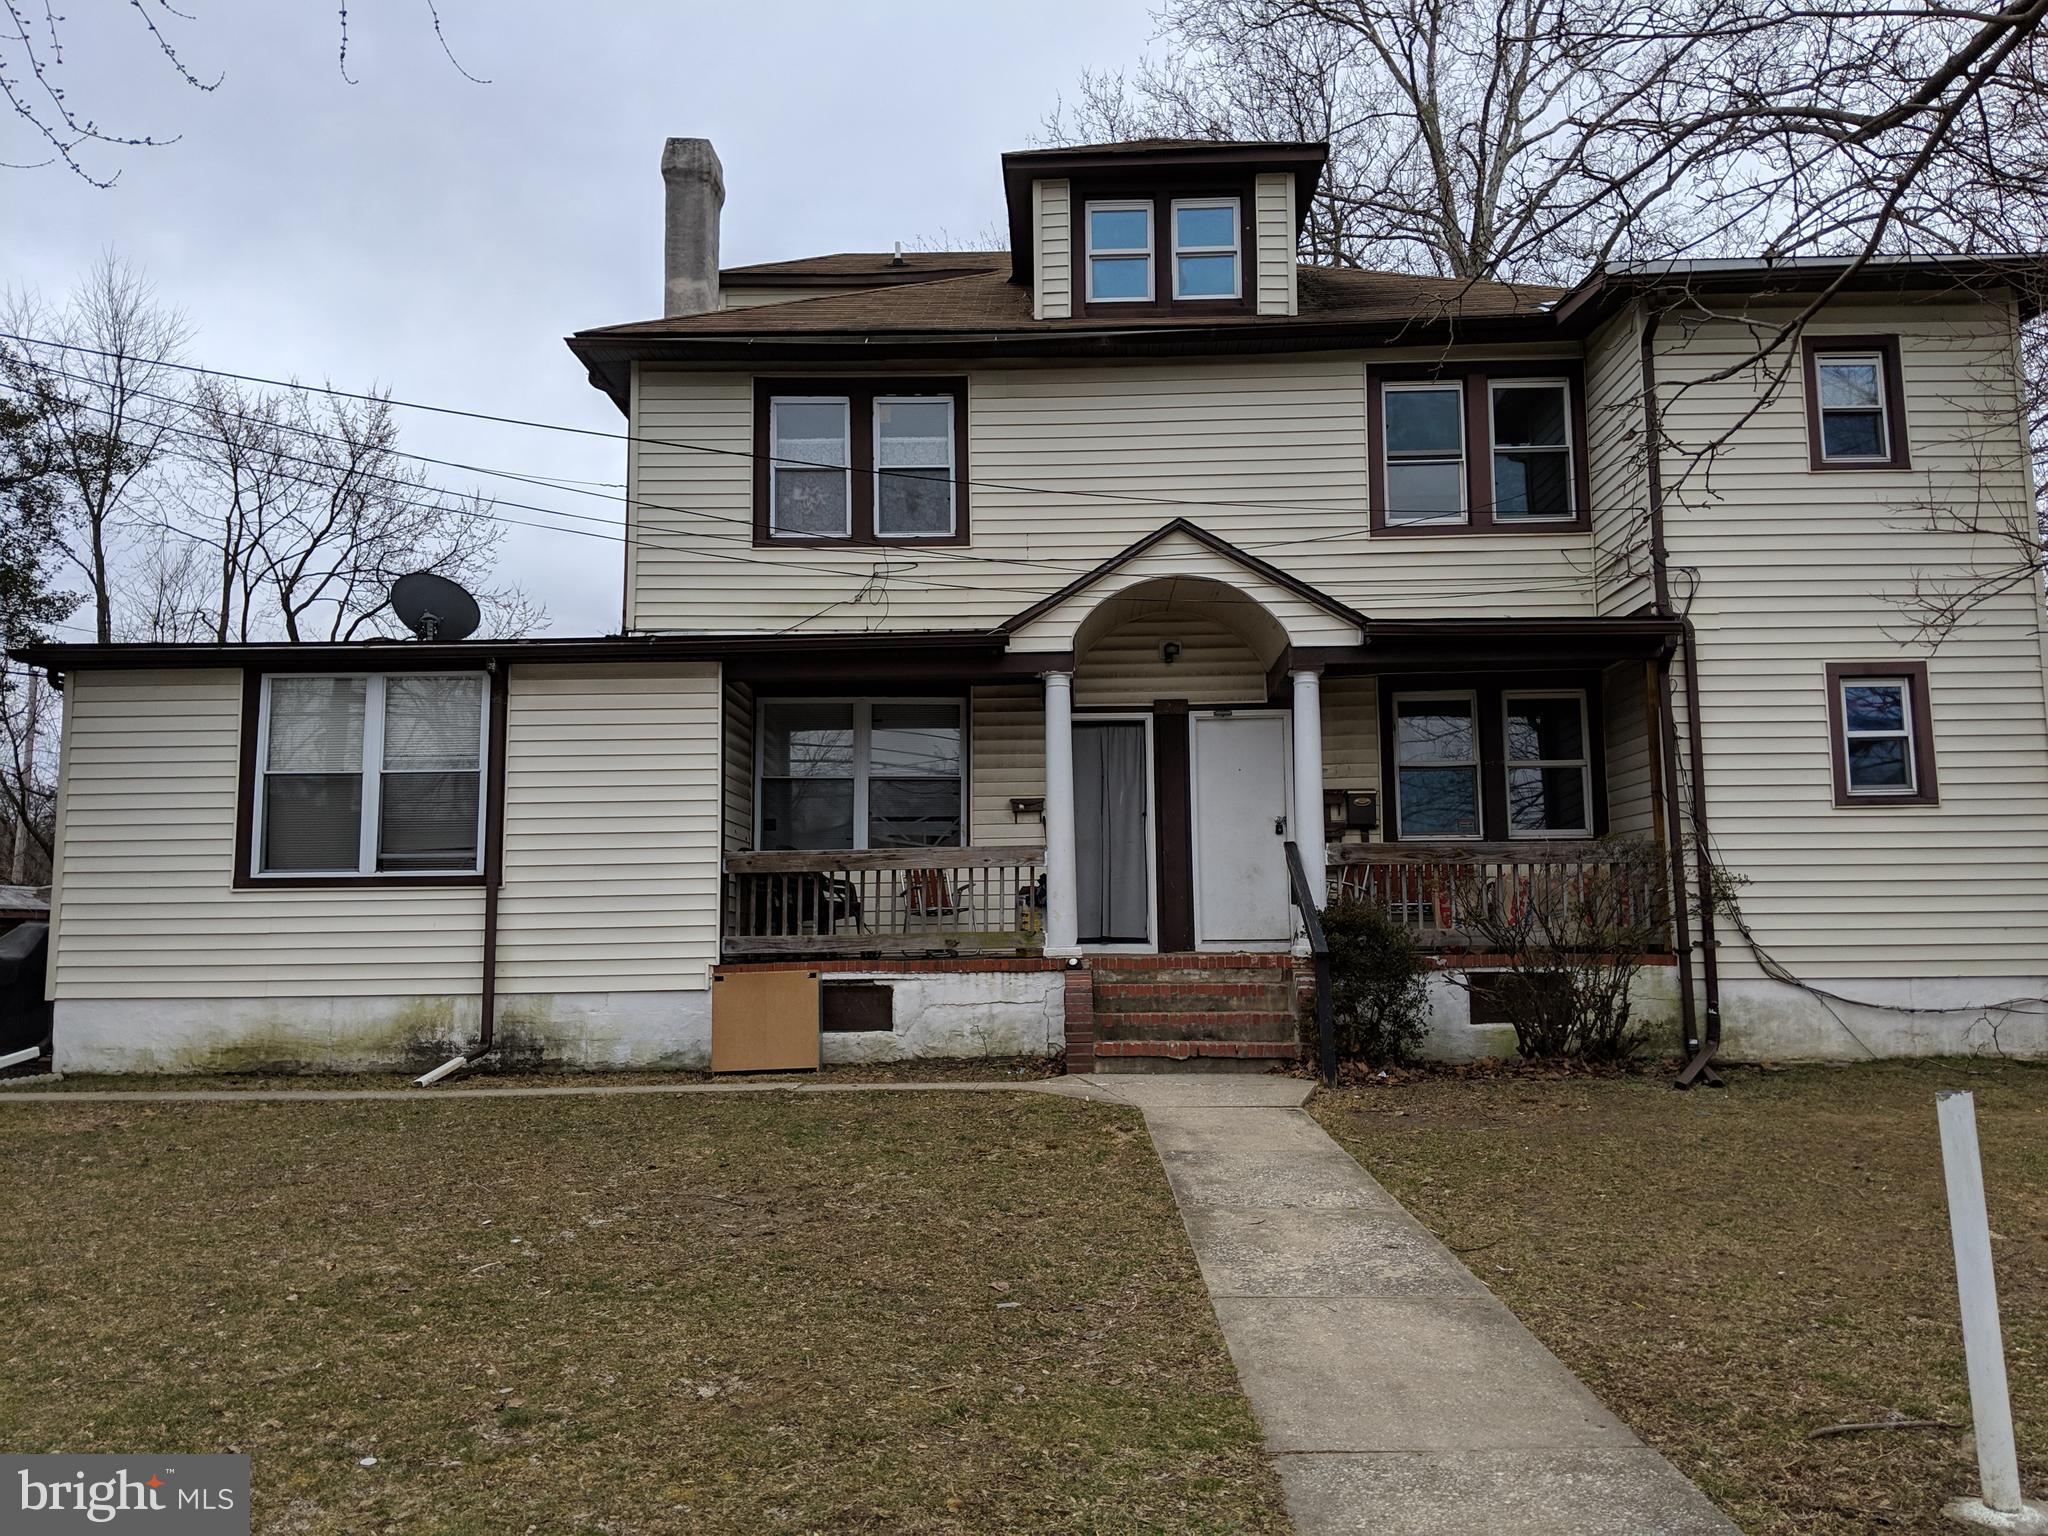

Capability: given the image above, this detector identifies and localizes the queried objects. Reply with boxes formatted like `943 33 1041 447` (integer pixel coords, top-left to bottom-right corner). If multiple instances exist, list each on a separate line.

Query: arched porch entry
1018 572 1333 954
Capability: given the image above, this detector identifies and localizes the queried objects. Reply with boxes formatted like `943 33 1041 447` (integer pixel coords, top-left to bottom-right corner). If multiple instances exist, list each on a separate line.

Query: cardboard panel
711 969 821 1073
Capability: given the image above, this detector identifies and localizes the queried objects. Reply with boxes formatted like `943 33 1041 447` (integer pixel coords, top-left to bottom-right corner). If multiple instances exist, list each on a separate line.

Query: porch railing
1326 842 1669 951
722 846 1047 960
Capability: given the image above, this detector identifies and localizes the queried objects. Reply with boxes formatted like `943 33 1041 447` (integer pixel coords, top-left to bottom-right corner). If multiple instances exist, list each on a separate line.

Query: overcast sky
6 1 1157 635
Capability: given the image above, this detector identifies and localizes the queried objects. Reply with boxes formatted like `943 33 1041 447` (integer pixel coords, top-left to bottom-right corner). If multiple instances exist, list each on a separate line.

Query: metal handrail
1284 840 1335 1085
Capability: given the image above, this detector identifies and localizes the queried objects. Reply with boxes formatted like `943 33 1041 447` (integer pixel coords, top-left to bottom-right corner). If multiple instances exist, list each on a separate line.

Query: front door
1075 720 1151 945
1190 711 1294 949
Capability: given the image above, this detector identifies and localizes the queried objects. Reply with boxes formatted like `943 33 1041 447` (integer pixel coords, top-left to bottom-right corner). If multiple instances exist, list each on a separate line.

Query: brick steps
1094 1010 1298 1042
1072 953 1304 1072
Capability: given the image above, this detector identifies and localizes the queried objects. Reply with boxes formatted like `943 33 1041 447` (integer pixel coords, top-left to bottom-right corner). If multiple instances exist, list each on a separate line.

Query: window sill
233 872 488 891
1371 516 1591 537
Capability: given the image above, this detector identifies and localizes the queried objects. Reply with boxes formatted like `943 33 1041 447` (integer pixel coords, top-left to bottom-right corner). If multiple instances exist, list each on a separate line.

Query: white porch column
1042 669 1080 953
1290 668 1325 907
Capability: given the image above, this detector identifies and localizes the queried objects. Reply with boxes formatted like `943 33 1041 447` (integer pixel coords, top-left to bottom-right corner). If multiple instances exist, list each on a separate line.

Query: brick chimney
661 137 724 316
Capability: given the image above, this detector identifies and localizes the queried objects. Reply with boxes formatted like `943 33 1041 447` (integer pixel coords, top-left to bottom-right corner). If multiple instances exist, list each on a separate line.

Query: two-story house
20 136 2048 1075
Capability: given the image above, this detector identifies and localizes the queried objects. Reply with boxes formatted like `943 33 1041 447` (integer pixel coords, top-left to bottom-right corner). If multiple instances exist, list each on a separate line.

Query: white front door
1190 711 1295 949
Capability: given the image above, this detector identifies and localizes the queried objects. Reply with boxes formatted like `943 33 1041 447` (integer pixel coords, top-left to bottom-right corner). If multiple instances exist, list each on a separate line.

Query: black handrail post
1283 840 1336 1086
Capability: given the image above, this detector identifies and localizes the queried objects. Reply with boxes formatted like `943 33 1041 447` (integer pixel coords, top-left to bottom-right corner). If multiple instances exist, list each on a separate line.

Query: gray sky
6 1 1156 635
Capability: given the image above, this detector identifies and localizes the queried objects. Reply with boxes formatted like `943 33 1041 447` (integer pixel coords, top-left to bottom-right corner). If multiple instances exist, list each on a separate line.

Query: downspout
1639 308 1721 1084
417 660 509 1087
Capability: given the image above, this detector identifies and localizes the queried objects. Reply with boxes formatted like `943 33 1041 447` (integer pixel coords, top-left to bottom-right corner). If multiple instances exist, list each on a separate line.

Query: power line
3 330 1658 549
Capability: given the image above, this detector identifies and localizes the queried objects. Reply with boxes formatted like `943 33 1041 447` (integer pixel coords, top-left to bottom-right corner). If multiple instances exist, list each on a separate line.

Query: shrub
1446 837 1665 1062
1317 896 1431 1065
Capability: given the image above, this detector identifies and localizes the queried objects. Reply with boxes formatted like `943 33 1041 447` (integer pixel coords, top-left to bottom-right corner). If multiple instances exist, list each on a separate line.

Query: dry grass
3 1056 1059 1094
0 1091 1286 1534
1313 1058 2048 1535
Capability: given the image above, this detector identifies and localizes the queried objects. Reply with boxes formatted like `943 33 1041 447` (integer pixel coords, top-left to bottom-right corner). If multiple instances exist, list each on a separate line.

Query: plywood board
711 969 821 1073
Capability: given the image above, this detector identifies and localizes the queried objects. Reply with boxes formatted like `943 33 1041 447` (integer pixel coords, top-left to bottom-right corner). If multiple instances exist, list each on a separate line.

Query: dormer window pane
770 396 852 538
1085 201 1153 303
1172 198 1240 299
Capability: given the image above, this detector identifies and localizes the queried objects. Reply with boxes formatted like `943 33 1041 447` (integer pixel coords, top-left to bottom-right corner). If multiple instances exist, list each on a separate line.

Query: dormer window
1171 198 1241 299
1085 202 1154 302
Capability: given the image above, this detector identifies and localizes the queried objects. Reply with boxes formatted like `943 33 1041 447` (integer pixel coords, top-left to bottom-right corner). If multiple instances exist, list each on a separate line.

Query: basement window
253 673 488 877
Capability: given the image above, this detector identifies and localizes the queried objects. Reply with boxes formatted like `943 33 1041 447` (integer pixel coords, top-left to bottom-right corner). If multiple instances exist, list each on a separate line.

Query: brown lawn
1314 1058 2048 1536
0 1090 1286 1535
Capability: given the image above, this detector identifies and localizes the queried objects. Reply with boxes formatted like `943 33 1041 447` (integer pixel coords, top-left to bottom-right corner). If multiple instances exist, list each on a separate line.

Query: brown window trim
1070 175 1258 320
752 377 969 548
232 665 507 890
1366 362 1593 537
1802 334 1911 471
1376 673 1607 842
1824 660 1938 808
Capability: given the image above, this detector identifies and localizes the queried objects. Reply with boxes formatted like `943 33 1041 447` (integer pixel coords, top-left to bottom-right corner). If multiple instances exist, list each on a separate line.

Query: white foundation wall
816 970 1066 1064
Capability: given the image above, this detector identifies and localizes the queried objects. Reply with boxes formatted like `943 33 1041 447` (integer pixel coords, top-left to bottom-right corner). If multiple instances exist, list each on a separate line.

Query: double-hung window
1490 381 1573 519
1814 352 1888 463
1838 677 1915 793
1171 198 1240 299
757 381 967 545
1504 691 1592 835
769 397 853 538
1393 694 1481 839
1085 201 1154 302
1383 384 1467 524
255 673 487 877
874 396 955 538
1805 337 1908 469
1825 663 1936 806
758 699 963 850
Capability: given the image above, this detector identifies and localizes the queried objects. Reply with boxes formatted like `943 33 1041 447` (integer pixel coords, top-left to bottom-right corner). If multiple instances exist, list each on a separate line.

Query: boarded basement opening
822 981 894 1033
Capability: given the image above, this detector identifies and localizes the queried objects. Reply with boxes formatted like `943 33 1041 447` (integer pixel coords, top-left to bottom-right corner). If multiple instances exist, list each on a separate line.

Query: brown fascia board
565 307 1558 412
1000 142 1329 283
15 629 1008 675
1550 254 2048 331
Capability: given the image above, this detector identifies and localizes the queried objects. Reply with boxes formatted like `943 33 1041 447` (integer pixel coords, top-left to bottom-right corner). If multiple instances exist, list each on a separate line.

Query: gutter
1639 307 1722 1086
417 661 510 1087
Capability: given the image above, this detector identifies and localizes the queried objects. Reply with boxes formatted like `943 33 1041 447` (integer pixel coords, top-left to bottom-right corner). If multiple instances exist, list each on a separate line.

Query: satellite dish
390 571 481 643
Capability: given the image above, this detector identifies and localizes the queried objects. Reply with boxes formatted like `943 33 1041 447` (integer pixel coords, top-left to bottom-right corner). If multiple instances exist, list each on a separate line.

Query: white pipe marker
1937 1090 2047 1531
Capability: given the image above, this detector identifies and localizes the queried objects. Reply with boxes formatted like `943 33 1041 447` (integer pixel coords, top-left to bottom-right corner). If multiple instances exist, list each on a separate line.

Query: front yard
0 1090 1287 1534
1314 1058 2048 1536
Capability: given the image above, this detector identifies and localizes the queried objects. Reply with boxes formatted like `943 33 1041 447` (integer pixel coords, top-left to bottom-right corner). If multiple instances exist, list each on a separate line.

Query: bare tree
1 255 190 642
1 1 488 187
143 380 544 642
1052 2 2048 283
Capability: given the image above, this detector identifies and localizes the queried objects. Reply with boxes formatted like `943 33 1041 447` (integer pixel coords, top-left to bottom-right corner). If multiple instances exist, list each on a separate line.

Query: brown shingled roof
720 250 1007 284
580 263 1561 339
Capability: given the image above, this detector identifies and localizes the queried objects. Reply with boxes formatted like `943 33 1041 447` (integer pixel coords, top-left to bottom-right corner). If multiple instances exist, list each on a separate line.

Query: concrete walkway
1103 1074 1739 1536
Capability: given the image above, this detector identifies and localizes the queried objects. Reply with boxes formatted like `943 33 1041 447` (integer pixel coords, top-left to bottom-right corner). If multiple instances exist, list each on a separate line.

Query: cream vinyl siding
1584 307 1655 615
1321 676 1381 847
1033 179 1072 320
1071 614 1265 706
632 351 1598 634
970 683 1045 848
494 664 721 993
722 676 754 853
50 668 486 1000
1601 660 1658 840
1254 173 1298 316
1656 300 2048 979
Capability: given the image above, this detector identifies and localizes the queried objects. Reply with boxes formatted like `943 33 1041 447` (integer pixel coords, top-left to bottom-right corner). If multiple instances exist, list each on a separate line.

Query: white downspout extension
1042 669 1079 955
1290 669 1325 908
